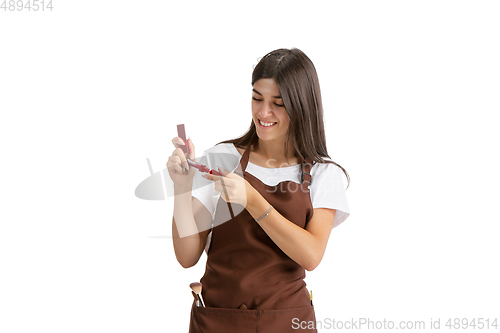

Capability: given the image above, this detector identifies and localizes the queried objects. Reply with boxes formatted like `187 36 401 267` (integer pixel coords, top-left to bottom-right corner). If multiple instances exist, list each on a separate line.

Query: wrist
254 205 273 222
245 184 258 210
245 187 271 220
174 181 193 196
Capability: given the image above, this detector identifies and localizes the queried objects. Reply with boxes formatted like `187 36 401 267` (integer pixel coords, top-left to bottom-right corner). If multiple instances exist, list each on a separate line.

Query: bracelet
255 205 273 222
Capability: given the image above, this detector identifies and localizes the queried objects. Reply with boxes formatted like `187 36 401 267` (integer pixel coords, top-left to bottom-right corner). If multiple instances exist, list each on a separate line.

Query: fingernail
177 138 185 145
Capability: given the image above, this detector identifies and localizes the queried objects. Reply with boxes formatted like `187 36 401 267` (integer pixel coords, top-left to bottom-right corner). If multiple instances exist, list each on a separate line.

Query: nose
259 103 274 118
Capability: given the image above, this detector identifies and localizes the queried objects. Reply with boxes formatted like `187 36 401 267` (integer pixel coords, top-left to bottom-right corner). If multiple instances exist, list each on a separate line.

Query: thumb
186 137 196 160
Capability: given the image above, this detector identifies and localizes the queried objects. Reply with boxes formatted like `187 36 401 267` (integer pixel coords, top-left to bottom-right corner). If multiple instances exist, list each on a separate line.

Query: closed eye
252 96 284 107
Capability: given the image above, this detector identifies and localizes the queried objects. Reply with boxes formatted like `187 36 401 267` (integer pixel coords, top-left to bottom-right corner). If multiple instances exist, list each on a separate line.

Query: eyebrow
252 89 282 99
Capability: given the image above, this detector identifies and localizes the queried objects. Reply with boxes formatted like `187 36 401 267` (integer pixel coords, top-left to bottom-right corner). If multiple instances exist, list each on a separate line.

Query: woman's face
251 78 290 142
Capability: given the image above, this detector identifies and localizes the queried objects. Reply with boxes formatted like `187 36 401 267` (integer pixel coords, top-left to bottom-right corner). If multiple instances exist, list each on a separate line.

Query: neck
253 138 297 166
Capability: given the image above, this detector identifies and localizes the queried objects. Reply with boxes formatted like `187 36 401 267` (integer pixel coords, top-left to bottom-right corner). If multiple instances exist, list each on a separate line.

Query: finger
171 139 190 172
217 166 241 179
202 174 230 183
214 176 228 189
168 154 181 165
216 166 230 176
167 158 184 174
173 147 190 172
168 154 187 174
201 173 214 181
186 137 196 160
172 136 186 148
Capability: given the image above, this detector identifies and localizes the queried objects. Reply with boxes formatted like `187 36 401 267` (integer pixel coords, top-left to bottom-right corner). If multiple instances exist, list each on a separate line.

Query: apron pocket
189 302 317 333
259 305 317 332
189 301 258 333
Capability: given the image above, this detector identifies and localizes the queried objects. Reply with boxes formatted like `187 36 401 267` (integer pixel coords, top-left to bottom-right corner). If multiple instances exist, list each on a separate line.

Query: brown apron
189 137 318 332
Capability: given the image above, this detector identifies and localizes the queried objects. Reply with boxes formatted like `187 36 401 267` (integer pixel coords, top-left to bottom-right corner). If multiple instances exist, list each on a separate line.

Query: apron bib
189 137 317 332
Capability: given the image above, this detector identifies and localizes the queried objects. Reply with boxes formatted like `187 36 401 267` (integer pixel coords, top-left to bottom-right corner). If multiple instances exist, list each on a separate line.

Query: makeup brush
186 158 222 176
190 282 206 307
191 291 200 307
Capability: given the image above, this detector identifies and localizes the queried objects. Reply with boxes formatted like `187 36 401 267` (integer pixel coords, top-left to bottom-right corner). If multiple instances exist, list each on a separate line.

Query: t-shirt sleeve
309 161 350 228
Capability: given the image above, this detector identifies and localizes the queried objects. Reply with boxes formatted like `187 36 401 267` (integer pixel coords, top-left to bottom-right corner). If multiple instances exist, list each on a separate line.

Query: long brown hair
218 48 350 189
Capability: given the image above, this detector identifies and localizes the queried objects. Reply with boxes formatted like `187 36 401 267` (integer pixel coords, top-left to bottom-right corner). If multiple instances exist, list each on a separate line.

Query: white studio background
1 1 499 332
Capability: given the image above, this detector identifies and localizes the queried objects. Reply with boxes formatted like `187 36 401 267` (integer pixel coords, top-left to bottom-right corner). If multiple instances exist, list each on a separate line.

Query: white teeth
259 120 277 127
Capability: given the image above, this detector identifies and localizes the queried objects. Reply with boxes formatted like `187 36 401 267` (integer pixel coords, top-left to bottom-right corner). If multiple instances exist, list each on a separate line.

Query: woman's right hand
167 137 196 187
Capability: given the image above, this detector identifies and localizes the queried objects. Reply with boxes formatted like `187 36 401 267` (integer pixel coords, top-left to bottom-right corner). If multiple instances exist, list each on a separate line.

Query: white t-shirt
191 143 350 229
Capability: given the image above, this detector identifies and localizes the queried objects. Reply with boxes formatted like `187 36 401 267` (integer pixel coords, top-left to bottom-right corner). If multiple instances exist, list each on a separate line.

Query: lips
258 119 277 127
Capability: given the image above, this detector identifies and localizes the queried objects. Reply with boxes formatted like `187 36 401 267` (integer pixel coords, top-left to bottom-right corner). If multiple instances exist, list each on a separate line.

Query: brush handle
196 293 206 307
191 291 200 307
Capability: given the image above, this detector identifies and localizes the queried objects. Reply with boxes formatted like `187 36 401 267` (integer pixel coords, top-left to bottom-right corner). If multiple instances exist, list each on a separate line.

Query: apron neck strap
239 135 256 173
301 157 314 187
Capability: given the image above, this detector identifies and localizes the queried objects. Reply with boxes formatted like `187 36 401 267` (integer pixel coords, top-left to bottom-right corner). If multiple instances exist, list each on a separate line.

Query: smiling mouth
259 119 277 127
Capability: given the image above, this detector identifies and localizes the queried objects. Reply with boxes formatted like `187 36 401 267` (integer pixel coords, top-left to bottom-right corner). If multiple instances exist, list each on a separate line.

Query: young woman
167 48 350 332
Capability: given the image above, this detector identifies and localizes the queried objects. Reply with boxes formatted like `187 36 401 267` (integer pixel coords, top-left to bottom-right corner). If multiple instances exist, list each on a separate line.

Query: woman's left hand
202 167 255 207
